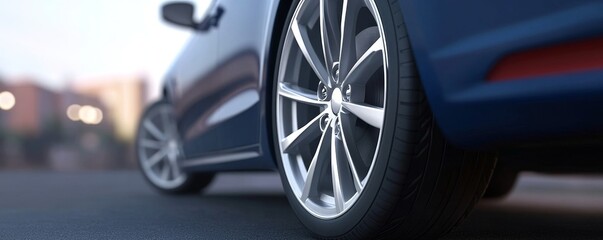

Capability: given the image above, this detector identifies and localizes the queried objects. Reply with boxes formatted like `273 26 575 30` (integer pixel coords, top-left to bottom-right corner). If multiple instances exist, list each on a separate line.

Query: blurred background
0 0 210 171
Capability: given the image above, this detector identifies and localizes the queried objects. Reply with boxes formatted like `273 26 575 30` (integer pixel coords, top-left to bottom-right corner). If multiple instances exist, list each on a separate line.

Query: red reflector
488 37 603 82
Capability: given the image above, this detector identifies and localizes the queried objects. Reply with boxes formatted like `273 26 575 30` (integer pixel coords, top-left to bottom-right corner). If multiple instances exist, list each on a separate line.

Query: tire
483 165 518 199
271 0 496 239
136 99 214 195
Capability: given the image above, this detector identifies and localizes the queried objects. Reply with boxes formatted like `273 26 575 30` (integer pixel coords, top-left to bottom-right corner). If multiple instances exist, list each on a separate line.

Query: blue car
135 0 603 239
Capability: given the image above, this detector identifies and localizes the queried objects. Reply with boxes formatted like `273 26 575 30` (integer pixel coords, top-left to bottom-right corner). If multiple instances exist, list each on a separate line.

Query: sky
0 0 211 97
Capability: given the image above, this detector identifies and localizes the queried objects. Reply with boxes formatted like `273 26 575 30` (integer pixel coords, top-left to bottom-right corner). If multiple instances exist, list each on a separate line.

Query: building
0 79 7 127
72 75 147 141
0 80 61 167
0 77 134 170
2 81 58 136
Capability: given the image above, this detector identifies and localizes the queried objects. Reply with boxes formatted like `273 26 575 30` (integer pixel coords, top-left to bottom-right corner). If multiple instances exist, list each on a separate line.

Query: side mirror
162 2 198 29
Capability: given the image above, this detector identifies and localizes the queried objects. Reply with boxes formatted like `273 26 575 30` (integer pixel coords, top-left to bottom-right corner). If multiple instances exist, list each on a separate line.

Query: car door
204 0 281 153
169 2 222 157
212 0 280 152
173 0 271 160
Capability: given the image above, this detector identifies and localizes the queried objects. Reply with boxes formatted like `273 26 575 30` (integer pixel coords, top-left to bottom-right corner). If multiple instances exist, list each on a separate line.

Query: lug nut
334 120 342 139
319 115 330 131
344 85 352 102
317 82 328 101
332 62 340 83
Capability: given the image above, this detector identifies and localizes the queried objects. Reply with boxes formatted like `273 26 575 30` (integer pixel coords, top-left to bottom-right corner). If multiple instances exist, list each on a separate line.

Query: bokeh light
0 91 16 110
66 104 81 121
90 107 103 125
78 105 103 125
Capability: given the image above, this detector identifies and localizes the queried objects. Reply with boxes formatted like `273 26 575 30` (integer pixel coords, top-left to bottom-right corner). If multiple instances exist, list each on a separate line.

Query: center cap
330 88 343 114
168 140 177 149
167 140 179 155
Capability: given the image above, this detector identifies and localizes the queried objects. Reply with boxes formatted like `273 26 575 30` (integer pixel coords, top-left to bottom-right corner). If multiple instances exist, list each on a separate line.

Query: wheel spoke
278 83 327 106
291 18 330 87
342 102 383 129
160 163 170 179
169 159 180 180
320 0 340 70
364 0 380 19
143 119 165 141
342 38 383 86
281 111 328 153
339 113 363 192
146 148 167 167
161 108 170 134
331 121 345 212
338 0 362 79
140 139 163 149
301 121 331 201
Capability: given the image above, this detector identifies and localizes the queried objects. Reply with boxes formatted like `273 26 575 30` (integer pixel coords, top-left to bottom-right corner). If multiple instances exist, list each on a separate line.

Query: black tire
271 1 496 239
136 100 215 195
143 169 214 195
483 165 518 199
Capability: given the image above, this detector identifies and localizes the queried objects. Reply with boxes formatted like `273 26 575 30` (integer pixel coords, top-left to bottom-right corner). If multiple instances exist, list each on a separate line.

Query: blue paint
398 0 603 148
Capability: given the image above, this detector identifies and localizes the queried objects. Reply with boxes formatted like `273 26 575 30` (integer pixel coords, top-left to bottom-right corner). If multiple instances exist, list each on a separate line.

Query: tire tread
338 0 496 238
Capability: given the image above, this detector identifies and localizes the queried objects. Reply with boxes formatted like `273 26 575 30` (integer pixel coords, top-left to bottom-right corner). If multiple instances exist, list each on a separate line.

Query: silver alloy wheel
138 103 187 189
276 0 387 219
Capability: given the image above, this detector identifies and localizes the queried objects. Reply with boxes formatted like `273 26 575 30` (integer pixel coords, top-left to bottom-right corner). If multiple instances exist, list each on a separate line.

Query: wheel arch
262 0 295 166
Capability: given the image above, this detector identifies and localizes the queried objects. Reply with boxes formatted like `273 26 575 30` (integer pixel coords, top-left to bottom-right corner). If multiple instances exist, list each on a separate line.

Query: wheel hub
167 139 180 159
330 88 343 114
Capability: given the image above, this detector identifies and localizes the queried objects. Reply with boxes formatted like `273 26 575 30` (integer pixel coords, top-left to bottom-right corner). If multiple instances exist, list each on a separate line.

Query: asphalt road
0 171 602 240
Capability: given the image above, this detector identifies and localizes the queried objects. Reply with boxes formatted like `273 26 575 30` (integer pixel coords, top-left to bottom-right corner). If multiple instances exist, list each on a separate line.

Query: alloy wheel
138 103 187 189
276 0 387 219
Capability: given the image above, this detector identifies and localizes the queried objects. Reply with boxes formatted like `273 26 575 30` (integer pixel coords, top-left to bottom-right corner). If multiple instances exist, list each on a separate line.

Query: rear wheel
272 0 496 238
136 100 214 195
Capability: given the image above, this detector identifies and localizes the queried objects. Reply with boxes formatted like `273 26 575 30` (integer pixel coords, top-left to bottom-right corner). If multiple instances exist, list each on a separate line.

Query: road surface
0 170 602 239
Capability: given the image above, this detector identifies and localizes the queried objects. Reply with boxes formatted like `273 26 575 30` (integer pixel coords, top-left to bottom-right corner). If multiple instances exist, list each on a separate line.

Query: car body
138 0 603 238
165 0 603 173
163 0 280 172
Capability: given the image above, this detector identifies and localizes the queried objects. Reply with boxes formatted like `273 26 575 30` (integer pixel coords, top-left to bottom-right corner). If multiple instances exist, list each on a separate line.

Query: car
135 0 603 239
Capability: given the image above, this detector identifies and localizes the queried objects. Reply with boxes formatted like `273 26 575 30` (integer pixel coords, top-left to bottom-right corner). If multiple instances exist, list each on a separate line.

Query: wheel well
264 0 294 165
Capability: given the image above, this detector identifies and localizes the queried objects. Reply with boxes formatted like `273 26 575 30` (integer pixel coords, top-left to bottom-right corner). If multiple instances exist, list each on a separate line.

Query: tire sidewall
271 0 403 237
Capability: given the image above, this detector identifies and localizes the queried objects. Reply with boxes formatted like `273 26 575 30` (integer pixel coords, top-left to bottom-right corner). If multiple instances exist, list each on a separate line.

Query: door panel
174 0 278 159
168 0 280 169
211 0 281 148
183 0 279 156
210 0 281 148
169 5 220 157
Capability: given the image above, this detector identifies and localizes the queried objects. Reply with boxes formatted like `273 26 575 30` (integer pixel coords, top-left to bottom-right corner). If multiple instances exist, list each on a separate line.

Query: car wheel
483 165 518 199
271 0 496 239
136 100 214 195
